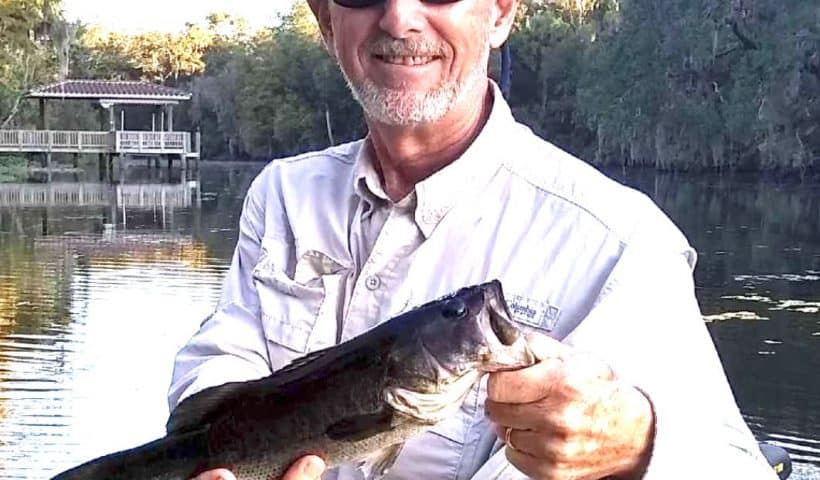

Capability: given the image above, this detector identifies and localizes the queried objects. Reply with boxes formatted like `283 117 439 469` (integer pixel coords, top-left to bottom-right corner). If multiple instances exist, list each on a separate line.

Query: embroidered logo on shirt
507 294 560 332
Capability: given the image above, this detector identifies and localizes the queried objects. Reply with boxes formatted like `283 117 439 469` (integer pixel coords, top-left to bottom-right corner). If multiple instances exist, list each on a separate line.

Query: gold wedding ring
504 426 517 451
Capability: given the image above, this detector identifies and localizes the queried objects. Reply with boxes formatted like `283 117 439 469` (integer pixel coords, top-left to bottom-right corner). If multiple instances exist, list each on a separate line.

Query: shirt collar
352 80 515 236
353 141 389 217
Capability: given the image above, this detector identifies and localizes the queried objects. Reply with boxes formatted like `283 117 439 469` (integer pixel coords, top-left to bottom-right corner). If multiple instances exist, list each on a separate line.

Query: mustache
367 36 448 57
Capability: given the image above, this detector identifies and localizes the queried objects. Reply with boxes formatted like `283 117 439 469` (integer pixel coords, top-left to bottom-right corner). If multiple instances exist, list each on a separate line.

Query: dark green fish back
166 328 393 436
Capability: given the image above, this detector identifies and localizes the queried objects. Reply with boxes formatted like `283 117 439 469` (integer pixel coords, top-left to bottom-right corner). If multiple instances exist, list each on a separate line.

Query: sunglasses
333 0 460 8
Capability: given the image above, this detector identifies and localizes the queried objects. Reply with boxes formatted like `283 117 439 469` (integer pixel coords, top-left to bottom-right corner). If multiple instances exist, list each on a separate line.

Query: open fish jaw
383 281 536 423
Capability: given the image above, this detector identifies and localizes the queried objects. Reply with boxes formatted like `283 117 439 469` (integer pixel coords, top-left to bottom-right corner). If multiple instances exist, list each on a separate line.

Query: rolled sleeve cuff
638 388 778 480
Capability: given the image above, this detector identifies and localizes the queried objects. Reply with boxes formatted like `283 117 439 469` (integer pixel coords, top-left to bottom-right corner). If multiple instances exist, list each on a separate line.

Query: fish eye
441 298 467 319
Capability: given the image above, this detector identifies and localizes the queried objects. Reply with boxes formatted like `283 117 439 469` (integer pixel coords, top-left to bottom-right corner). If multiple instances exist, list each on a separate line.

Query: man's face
321 0 501 126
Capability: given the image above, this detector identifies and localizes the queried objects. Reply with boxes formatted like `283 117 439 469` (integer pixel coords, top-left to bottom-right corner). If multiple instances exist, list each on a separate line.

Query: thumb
525 332 569 361
285 455 326 480
191 469 237 480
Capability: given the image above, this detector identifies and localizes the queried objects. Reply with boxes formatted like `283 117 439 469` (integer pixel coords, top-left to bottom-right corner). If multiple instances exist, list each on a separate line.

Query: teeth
382 55 434 66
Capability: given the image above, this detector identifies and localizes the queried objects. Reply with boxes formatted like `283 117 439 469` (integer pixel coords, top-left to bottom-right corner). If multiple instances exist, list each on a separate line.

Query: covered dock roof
27 80 191 104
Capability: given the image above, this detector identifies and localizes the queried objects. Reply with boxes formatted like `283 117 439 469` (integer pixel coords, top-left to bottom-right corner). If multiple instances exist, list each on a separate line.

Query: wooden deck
0 130 199 157
0 182 194 208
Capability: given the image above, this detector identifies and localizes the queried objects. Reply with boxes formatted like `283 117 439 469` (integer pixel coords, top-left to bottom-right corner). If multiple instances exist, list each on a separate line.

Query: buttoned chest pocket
252 237 347 365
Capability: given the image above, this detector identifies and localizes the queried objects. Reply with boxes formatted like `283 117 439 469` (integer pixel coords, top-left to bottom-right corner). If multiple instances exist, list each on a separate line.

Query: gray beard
340 48 490 126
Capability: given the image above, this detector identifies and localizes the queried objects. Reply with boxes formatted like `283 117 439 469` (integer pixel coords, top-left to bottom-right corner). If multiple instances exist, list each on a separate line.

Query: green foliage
0 0 64 127
77 23 215 83
2 0 816 170
509 9 591 154
0 155 28 183
190 4 363 159
511 0 820 171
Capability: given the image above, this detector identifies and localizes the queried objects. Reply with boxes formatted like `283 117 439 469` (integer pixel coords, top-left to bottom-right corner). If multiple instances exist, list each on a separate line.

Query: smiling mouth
375 55 439 66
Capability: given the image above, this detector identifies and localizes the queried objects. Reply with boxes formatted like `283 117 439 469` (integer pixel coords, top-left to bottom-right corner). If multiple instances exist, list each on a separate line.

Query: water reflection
0 163 264 479
0 164 817 479
612 170 820 473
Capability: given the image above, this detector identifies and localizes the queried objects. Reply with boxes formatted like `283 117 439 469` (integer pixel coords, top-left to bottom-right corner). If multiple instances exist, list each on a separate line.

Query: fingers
485 334 646 480
191 469 236 480
502 427 608 480
283 455 326 480
488 335 616 405
487 355 563 404
493 424 566 461
486 333 567 404
489 385 655 480
505 444 549 479
486 400 552 431
524 332 570 361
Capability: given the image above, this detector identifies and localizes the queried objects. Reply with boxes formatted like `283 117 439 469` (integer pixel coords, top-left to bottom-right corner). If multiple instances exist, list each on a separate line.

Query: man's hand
485 334 655 480
191 455 326 480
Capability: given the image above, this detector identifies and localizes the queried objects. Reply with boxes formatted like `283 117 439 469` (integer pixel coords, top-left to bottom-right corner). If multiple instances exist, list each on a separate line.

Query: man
171 0 777 479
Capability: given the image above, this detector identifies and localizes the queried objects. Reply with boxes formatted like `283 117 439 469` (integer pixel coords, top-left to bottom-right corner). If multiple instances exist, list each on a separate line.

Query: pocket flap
254 248 346 354
294 249 347 285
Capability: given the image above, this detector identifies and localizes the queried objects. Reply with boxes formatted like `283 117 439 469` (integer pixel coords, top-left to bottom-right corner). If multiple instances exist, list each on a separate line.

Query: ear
307 0 336 56
488 0 519 49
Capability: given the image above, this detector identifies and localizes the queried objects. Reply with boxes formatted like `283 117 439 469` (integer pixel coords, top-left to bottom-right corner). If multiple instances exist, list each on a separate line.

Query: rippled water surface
0 163 817 479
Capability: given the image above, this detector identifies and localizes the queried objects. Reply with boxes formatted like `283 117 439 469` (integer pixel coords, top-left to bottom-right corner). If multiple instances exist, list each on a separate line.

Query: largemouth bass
53 280 536 480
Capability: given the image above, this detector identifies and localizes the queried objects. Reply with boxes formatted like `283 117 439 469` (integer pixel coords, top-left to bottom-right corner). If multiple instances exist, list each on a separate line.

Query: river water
0 162 817 479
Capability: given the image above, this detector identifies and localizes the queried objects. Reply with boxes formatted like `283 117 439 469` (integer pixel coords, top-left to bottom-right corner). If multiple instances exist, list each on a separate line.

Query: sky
62 0 299 34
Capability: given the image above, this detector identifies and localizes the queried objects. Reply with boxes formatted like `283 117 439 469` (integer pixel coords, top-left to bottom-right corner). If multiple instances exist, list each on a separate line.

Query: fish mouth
478 282 537 372
484 285 520 346
383 282 536 423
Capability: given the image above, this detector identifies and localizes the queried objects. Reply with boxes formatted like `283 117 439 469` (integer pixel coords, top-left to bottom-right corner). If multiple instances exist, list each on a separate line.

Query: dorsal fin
166 347 336 435
276 346 331 375
166 380 252 434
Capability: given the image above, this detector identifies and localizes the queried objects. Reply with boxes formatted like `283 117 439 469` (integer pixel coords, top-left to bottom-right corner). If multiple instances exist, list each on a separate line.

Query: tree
0 0 64 127
574 0 819 170
190 2 363 159
73 26 139 80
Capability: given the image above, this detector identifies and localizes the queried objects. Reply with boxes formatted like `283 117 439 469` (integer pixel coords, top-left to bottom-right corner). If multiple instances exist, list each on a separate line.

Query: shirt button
365 275 381 290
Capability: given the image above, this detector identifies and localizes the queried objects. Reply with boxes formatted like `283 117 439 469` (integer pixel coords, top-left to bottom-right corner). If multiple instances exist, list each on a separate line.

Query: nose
378 0 426 38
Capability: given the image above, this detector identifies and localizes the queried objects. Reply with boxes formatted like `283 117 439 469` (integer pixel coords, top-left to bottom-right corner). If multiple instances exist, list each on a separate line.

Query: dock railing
115 131 189 154
0 130 112 153
0 130 193 155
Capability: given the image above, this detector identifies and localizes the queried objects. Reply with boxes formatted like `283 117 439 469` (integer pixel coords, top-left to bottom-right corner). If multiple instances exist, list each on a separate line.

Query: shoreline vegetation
1 0 818 173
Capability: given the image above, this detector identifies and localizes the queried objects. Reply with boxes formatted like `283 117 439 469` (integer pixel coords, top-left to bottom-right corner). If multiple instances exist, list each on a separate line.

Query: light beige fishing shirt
169 82 776 479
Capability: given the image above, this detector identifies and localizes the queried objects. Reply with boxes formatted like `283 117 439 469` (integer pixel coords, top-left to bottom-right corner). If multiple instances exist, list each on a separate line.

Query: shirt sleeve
470 244 777 480
564 244 777 479
167 177 272 411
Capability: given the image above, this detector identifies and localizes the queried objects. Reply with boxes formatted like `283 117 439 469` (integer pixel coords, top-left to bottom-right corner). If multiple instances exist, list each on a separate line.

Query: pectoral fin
359 443 404 480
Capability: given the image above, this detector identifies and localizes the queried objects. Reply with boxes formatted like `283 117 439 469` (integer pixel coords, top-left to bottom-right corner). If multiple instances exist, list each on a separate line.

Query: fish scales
52 281 536 480
204 350 401 477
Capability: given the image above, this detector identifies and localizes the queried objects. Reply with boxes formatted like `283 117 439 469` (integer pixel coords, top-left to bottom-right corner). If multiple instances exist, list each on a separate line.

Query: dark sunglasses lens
333 0 382 7
333 0 461 7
